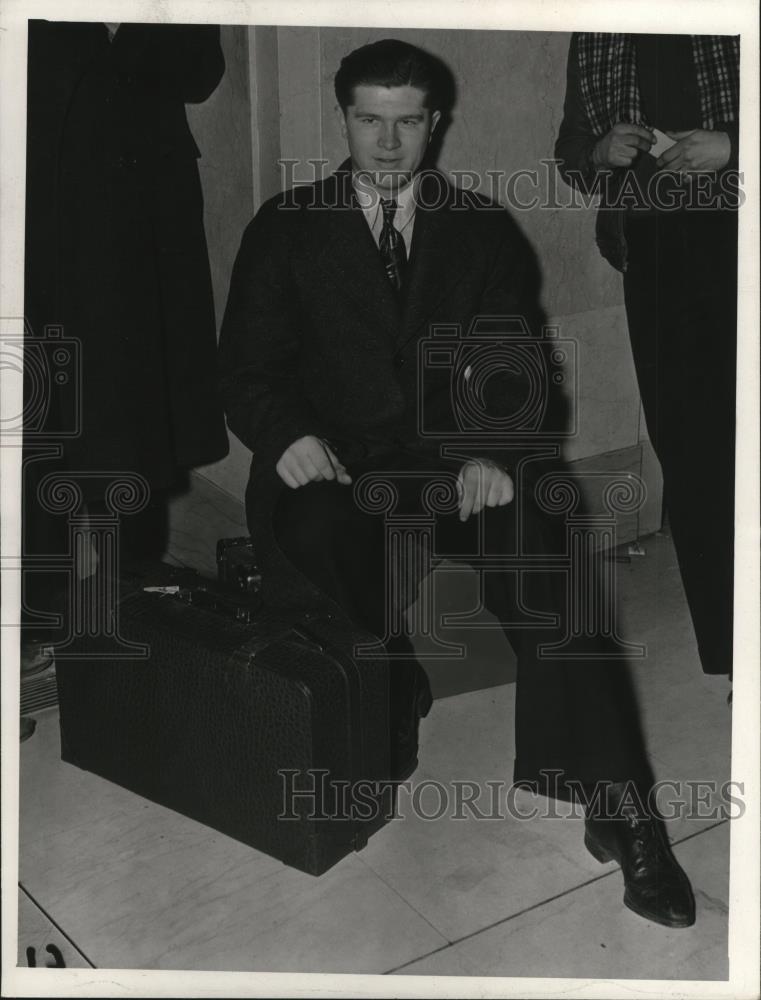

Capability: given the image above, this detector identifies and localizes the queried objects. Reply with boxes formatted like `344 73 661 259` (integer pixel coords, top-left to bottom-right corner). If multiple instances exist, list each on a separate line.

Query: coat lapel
310 165 476 353
313 166 401 349
398 171 477 350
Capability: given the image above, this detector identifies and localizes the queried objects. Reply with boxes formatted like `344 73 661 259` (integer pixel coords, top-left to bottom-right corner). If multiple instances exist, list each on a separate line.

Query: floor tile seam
383 866 622 974
641 746 732 776
18 881 98 969
669 818 729 848
360 808 729 975
18 816 725 978
384 817 732 973
354 853 454 945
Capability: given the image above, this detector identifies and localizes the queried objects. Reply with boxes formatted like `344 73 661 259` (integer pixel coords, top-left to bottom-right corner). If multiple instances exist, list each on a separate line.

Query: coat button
393 356 405 370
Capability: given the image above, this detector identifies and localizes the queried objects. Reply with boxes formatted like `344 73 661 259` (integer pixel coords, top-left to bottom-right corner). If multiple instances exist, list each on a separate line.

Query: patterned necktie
379 198 407 293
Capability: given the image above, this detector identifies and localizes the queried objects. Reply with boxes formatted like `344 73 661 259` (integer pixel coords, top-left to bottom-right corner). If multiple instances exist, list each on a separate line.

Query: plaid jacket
554 33 740 271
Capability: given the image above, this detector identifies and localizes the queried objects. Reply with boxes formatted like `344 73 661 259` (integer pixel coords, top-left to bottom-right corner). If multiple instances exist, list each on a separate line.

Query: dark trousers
273 449 651 794
624 210 737 676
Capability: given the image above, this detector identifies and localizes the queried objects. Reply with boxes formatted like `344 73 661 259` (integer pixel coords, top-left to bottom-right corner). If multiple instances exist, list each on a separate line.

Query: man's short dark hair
334 38 450 113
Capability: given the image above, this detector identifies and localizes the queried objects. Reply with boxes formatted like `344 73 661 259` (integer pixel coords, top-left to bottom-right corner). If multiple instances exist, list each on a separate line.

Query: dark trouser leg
432 494 651 795
273 458 650 795
624 211 737 675
272 473 430 748
441 495 693 929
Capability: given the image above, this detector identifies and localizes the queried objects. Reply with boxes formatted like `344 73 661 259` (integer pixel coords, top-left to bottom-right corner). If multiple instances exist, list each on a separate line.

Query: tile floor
16 529 733 979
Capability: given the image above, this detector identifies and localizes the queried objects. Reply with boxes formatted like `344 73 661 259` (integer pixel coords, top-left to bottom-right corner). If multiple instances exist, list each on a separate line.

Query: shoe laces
623 809 674 878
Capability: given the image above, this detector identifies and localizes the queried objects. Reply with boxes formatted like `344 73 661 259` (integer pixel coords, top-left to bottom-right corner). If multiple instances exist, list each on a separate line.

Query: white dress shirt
352 173 420 257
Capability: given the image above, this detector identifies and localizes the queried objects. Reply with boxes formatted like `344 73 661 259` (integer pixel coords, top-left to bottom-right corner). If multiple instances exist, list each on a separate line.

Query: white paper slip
649 127 678 158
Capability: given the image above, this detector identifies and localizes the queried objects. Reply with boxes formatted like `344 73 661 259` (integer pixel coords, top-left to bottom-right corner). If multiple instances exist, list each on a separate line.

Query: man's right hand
592 123 655 168
275 435 352 489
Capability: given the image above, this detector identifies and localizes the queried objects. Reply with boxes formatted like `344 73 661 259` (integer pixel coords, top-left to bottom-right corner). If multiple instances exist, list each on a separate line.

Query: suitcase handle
290 617 334 651
290 607 342 646
173 586 262 624
291 626 322 649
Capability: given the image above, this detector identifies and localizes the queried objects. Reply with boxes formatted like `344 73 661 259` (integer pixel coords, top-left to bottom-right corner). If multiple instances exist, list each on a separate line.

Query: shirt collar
352 171 420 232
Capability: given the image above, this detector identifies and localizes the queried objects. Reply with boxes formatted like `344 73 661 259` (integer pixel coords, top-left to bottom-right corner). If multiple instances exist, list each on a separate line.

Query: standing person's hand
276 436 352 488
592 123 655 168
656 129 731 172
457 459 514 521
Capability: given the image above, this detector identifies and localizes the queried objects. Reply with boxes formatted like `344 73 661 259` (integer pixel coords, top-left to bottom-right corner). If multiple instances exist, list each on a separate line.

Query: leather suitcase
56 566 393 876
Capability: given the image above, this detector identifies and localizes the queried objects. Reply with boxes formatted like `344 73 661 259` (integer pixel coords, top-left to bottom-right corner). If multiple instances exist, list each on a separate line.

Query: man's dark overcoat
219 164 544 610
24 21 229 494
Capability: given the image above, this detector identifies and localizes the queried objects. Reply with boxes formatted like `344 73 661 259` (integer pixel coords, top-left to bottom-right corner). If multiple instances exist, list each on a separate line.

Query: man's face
339 84 441 194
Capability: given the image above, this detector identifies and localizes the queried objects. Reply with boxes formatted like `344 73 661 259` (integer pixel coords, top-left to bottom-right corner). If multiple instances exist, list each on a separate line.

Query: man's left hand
457 459 514 521
656 129 731 172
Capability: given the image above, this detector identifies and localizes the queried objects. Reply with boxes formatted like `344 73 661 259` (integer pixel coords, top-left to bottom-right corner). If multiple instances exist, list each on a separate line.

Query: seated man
219 38 694 929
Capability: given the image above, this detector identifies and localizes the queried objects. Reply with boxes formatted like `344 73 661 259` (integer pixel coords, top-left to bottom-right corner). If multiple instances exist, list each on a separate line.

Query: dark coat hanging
24 20 229 498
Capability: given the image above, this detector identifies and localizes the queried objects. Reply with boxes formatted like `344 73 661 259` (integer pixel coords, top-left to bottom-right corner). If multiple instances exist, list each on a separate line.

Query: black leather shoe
391 670 433 781
584 784 696 928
